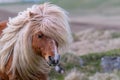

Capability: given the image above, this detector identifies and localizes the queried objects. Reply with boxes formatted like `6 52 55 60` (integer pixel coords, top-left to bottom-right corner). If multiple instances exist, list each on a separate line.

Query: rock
79 58 85 67
101 56 120 72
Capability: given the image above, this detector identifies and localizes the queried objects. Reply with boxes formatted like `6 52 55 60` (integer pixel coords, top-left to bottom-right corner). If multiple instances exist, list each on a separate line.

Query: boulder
101 56 120 72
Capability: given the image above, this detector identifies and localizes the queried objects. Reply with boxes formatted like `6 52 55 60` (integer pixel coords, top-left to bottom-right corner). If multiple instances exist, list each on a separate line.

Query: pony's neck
5 54 48 80
0 20 7 34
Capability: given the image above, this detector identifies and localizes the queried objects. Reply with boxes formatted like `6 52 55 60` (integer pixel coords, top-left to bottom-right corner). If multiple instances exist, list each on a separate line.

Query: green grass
50 0 120 10
49 0 120 16
49 49 120 80
49 70 64 80
111 32 120 38
1 0 120 15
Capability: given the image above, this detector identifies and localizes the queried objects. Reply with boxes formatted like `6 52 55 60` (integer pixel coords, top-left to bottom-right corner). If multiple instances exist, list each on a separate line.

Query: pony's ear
28 11 35 18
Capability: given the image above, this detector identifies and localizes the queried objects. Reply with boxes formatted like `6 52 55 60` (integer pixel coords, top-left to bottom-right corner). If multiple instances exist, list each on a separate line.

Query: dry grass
70 29 120 55
65 69 120 80
89 71 120 80
65 69 88 80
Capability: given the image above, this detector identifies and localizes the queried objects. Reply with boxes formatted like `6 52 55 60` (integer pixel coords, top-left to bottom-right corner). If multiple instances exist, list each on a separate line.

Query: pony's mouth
47 55 60 66
46 55 65 74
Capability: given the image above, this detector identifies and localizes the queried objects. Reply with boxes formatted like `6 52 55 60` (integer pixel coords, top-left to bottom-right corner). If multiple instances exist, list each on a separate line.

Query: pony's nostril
48 56 60 65
49 56 54 62
49 56 52 61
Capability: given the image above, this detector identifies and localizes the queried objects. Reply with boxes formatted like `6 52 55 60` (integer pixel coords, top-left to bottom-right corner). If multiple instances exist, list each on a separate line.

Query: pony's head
32 31 60 65
0 3 72 79
27 3 72 66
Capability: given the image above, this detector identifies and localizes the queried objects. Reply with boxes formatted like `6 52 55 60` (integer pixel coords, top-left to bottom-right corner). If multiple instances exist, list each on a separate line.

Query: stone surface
101 56 120 72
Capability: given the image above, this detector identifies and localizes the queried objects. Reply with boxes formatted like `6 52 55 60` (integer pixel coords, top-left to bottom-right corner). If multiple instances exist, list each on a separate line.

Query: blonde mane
0 3 72 80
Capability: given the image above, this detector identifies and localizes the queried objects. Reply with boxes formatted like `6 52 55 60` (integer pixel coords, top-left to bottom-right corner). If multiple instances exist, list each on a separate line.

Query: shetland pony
0 3 72 80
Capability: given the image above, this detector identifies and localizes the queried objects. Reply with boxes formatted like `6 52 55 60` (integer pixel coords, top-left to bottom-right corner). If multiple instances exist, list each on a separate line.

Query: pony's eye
56 41 58 47
38 34 43 38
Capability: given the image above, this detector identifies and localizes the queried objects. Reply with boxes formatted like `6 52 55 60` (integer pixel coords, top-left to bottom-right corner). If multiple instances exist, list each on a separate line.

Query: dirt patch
70 16 120 32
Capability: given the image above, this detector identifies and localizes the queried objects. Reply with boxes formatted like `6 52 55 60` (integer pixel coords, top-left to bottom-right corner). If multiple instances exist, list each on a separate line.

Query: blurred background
1 0 120 80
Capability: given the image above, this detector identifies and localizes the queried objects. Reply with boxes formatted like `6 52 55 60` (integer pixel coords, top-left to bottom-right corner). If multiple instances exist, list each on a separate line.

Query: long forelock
31 3 72 50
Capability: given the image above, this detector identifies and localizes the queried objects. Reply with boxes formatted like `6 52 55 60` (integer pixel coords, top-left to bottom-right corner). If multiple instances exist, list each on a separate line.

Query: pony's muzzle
48 54 60 66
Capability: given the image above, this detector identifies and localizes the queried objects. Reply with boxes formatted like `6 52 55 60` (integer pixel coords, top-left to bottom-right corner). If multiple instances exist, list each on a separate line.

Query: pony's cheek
32 45 42 55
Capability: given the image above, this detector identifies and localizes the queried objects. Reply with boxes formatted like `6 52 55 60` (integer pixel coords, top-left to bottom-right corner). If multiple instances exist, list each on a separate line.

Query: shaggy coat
0 3 72 80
